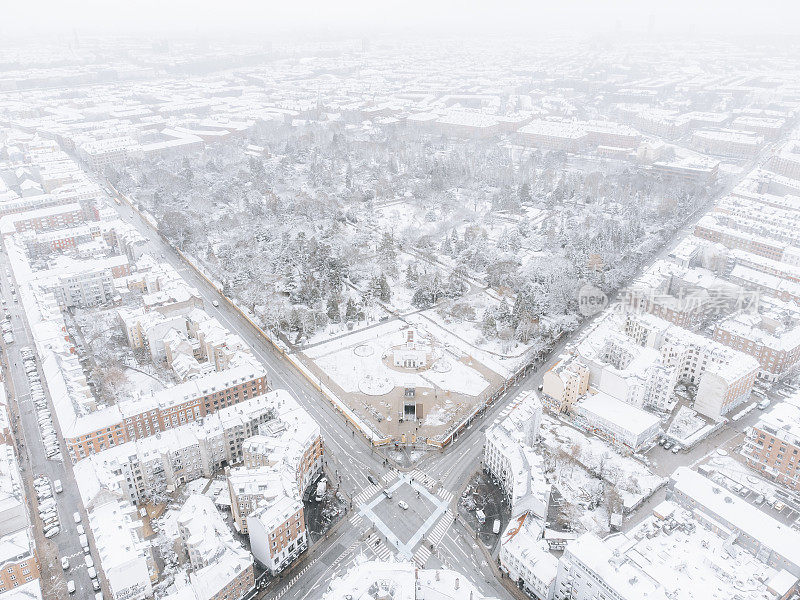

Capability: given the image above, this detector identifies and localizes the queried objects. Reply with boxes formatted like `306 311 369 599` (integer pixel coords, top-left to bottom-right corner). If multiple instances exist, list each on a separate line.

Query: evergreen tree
345 298 358 322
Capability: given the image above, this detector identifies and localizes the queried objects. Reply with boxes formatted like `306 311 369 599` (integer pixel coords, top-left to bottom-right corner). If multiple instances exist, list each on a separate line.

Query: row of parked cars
35 475 62 538
63 510 102 595
2 309 13 345
21 347 60 459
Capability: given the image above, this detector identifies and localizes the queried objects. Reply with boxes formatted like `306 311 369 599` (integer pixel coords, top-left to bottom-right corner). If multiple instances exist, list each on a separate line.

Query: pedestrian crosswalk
365 533 394 561
349 512 364 526
409 469 437 490
412 544 431 568
381 469 399 484
351 483 380 506
427 509 454 549
437 488 453 503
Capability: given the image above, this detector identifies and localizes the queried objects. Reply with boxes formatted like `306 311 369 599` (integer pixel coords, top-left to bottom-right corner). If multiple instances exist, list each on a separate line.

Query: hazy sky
4 0 800 37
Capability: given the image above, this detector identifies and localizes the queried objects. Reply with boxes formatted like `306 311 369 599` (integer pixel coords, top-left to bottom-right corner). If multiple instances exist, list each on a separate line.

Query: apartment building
742 397 800 491
624 261 743 330
87 499 154 600
498 513 558 600
729 264 800 304
0 447 40 595
651 156 719 185
694 215 787 261
0 202 85 234
573 391 662 450
483 391 551 518
225 398 321 575
667 467 800 577
553 500 796 600
23 223 100 256
78 137 137 172
242 416 324 496
541 361 590 414
247 494 307 575
623 312 759 420
175 495 254 600
772 141 800 180
62 364 268 461
54 265 116 308
732 115 786 139
583 120 641 148
227 465 293 529
517 120 589 152
691 129 763 159
713 312 800 380
73 391 287 506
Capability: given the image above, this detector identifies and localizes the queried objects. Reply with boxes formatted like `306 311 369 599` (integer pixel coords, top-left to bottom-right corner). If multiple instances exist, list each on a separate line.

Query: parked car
775 501 786 511
663 442 673 450
382 489 393 499
67 580 76 594
92 579 101 592
76 524 85 535
61 557 70 570
44 527 60 538
87 567 97 580
398 500 409 510
84 556 94 569
73 512 81 524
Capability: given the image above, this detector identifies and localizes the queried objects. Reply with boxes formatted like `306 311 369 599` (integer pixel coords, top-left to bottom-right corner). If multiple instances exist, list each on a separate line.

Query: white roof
670 467 800 570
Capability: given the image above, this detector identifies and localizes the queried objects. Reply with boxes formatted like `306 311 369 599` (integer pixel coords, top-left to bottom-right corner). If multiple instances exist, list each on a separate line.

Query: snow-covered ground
541 415 664 516
304 320 491 397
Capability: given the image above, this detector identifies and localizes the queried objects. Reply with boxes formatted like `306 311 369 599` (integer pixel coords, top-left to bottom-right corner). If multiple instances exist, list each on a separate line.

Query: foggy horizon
4 0 800 37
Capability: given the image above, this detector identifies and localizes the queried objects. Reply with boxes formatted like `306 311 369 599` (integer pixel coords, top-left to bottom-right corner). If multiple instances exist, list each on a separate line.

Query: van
758 399 771 410
67 580 76 594
87 567 97 579
79 534 88 550
53 479 63 493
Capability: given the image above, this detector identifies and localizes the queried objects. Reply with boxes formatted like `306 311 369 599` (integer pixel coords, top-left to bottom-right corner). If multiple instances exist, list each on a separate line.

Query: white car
44 527 60 538
212 300 220 308
67 580 76 594
398 500 409 510
76 524 85 535
73 512 81 524
61 557 70 570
